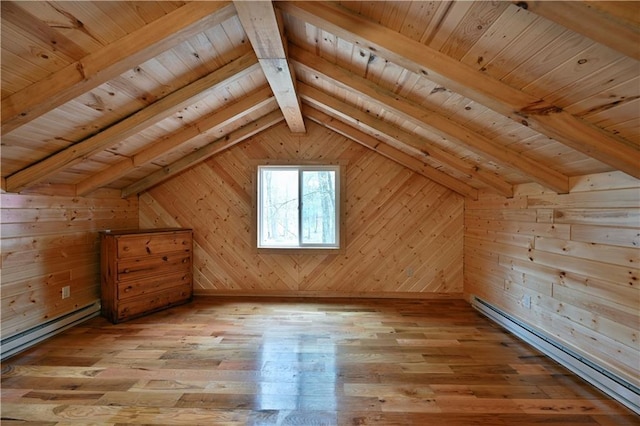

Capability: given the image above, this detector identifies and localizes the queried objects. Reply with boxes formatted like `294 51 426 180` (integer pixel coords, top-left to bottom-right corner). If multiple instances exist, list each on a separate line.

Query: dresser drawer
117 253 191 282
117 232 191 259
115 284 192 322
118 271 191 300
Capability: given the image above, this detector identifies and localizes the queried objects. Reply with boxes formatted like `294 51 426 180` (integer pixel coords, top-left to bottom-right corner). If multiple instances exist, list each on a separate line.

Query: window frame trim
252 160 347 255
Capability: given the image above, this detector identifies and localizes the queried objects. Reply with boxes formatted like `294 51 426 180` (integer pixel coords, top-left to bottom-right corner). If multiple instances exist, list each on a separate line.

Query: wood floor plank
1 297 636 424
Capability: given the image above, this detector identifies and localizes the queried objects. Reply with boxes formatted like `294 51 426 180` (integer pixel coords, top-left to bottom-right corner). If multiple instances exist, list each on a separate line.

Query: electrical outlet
522 294 531 309
406 267 414 277
62 286 70 299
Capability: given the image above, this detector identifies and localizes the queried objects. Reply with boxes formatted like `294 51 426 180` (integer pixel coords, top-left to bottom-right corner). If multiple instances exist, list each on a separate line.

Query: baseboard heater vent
472 297 639 415
1 301 101 361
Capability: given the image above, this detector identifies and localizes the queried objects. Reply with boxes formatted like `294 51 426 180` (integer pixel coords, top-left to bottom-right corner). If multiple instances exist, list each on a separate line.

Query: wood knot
519 102 563 116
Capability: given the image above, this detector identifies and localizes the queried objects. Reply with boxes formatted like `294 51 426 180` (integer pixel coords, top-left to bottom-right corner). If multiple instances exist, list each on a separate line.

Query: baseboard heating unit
472 297 639 415
1 301 101 360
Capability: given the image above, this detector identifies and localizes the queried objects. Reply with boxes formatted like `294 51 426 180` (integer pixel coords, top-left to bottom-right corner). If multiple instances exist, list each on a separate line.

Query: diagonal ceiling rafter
5 52 260 194
516 0 640 61
298 81 512 197
76 86 277 196
122 109 285 198
291 45 567 194
277 1 640 179
1 1 236 135
303 104 478 199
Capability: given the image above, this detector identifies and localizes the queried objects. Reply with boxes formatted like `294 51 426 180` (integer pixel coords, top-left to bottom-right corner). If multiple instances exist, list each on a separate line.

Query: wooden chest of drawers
100 228 193 323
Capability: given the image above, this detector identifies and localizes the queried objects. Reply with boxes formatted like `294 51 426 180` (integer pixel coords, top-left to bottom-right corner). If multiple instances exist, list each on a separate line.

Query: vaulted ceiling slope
2 1 638 200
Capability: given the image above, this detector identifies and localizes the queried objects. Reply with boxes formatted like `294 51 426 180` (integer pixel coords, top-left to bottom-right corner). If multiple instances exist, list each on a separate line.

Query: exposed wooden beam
5 52 260 194
292 45 570 195
76 87 276 196
1 1 236 135
298 81 511 198
234 1 305 133
1 2 87 61
278 1 640 179
514 1 640 60
121 110 285 198
303 105 478 200
299 85 481 198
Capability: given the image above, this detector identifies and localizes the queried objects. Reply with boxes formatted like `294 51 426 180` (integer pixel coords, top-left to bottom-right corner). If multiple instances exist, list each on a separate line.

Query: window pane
301 170 336 245
259 169 299 247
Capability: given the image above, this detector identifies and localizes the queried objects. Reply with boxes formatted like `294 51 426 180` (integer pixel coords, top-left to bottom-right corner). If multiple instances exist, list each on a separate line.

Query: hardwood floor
1 297 637 425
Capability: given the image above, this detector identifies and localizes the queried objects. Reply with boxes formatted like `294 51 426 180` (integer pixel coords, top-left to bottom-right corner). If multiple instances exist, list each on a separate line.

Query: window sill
256 246 345 255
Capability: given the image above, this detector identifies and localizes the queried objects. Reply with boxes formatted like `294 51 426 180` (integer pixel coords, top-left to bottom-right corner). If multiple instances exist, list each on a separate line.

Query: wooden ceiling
2 1 639 200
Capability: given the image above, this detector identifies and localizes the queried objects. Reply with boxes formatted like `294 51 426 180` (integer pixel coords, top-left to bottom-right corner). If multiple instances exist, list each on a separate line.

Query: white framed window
257 165 341 250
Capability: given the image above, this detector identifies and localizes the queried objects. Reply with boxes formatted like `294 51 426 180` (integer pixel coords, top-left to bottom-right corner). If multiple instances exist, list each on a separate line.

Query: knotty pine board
140 120 464 298
464 171 640 387
0 189 138 339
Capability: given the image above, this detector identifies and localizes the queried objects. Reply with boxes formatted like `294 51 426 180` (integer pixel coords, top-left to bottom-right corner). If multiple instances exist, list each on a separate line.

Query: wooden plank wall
464 171 640 387
140 120 464 298
0 189 138 340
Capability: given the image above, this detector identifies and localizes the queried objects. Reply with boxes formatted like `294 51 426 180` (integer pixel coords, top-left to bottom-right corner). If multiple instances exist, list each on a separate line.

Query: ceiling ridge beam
303 104 478 200
5 52 260 194
514 1 640 61
234 1 305 133
76 86 276 196
1 1 236 135
277 1 640 179
291 45 565 194
121 110 285 198
298 80 512 197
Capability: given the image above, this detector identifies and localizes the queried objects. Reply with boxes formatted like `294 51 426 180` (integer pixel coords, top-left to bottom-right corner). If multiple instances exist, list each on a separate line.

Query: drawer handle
124 286 132 293
162 256 168 261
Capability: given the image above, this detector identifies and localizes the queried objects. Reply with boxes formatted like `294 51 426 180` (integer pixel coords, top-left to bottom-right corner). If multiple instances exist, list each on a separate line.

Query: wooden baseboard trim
193 290 463 299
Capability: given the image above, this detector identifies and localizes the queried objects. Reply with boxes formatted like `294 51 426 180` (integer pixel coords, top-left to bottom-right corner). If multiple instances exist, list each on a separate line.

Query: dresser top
100 228 191 236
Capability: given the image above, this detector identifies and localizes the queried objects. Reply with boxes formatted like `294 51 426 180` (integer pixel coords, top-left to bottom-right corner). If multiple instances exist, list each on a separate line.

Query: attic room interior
1 0 639 423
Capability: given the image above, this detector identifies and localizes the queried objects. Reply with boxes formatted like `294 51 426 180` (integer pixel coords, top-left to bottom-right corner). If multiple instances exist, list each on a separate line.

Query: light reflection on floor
257 330 337 421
